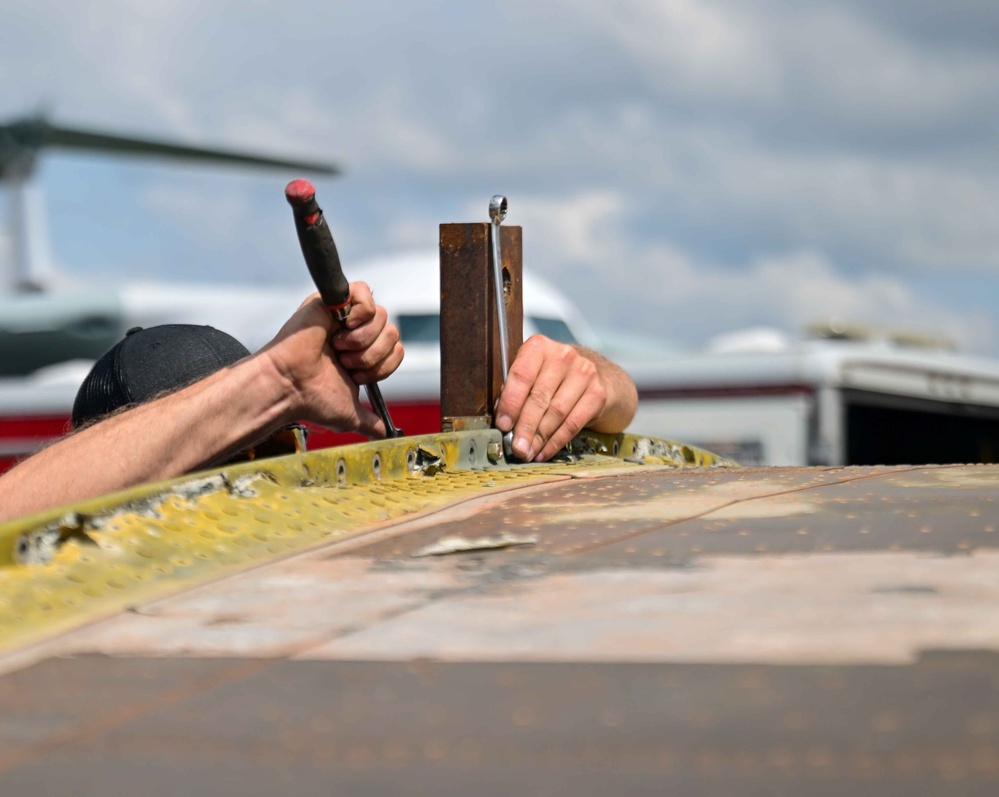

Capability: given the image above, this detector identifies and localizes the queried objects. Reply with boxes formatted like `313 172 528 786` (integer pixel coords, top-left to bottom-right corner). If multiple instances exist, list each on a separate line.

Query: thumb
353 405 387 439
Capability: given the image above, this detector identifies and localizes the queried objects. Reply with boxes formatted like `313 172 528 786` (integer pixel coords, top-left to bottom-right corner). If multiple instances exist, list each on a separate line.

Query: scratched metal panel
348 464 999 561
2 655 999 795
3 463 999 794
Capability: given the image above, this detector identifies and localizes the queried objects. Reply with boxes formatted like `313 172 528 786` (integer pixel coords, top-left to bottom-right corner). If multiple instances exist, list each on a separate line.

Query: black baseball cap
72 324 251 429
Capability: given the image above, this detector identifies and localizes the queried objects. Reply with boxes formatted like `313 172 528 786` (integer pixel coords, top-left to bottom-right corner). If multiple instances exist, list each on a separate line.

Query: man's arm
494 335 638 462
0 284 402 523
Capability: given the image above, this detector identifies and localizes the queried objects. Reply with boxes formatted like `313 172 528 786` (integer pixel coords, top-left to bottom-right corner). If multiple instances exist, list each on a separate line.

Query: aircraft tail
2 175 59 293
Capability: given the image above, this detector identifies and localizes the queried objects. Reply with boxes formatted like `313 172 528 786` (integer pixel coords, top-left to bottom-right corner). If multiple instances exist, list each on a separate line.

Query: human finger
351 341 405 384
350 403 387 439
529 363 604 460
535 380 607 461
508 343 577 460
494 336 548 434
341 327 402 378
342 282 375 330
334 304 389 351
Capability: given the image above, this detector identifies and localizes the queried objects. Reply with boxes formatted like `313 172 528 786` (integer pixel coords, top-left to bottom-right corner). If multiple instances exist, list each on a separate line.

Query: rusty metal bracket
439 222 523 432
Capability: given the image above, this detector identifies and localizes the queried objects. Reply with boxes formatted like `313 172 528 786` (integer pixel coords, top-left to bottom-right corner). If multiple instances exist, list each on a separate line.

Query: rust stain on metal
3 655 999 794
4 462 999 794
439 222 523 429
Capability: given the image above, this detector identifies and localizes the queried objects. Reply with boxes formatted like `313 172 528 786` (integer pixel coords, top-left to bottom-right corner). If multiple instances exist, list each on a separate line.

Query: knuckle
507 359 534 384
526 389 552 411
562 415 584 437
548 396 574 421
554 345 575 365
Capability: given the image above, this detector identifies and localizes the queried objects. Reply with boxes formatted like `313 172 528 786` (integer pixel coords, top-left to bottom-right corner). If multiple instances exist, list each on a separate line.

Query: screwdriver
285 179 403 438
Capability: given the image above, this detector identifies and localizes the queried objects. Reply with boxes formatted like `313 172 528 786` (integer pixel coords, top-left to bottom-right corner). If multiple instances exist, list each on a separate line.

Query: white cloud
562 0 782 102
3 0 999 353
494 190 627 266
509 187 994 351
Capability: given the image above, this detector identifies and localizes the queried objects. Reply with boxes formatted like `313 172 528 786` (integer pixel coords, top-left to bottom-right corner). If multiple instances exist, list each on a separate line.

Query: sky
2 0 999 353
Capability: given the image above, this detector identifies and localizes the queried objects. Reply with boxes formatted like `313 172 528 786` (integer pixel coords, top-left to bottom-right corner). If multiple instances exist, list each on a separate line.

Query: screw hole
336 459 347 486
372 454 382 480
612 440 620 457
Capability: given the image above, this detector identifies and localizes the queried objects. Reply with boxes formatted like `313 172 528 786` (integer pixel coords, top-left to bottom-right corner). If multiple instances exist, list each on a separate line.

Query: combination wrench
488 195 516 458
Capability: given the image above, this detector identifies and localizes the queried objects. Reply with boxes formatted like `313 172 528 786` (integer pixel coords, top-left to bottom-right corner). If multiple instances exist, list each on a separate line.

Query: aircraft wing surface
0 431 997 795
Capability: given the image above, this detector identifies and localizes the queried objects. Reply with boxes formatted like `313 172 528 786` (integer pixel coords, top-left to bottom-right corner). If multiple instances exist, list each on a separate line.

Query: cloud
2 0 999 355
561 0 783 103
509 186 995 352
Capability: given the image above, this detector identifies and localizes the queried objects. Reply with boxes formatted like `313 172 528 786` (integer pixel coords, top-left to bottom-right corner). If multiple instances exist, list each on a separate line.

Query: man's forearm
572 345 638 433
0 354 295 523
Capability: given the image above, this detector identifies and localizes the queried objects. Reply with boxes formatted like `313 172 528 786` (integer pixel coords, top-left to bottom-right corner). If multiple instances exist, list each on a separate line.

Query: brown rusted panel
6 464 999 793
439 223 522 431
347 465 999 562
3 655 999 795
497 224 523 392
440 223 489 425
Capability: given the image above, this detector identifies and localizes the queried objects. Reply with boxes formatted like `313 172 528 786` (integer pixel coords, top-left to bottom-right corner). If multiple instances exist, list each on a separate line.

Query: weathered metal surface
0 431 728 655
350 464 999 562
439 222 523 430
3 456 998 794
2 655 999 795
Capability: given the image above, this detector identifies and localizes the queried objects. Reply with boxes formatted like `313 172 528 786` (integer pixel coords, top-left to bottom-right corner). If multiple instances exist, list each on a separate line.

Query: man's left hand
494 335 610 462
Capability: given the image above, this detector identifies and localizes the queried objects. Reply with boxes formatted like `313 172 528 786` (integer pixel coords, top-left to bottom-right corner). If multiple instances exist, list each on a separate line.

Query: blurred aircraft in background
0 116 597 466
5 115 999 474
0 114 341 376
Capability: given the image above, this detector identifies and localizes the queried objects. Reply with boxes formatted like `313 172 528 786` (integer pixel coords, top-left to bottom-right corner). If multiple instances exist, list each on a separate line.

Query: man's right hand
261 284 403 438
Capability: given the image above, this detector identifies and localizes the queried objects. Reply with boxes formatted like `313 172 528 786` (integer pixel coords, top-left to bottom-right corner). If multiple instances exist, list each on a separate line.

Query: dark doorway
846 393 999 465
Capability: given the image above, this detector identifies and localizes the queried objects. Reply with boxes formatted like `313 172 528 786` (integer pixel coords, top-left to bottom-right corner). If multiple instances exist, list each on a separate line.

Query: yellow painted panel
0 431 733 653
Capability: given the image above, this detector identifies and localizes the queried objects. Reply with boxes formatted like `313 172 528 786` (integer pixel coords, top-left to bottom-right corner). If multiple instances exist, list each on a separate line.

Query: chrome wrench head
489 195 508 224
488 194 511 380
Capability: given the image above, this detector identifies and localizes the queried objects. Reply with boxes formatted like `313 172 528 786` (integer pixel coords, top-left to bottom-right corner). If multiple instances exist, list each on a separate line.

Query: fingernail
496 414 512 432
526 445 537 461
514 436 530 457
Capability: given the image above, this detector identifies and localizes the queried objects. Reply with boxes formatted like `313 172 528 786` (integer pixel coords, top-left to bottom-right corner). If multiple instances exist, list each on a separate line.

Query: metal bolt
487 440 503 463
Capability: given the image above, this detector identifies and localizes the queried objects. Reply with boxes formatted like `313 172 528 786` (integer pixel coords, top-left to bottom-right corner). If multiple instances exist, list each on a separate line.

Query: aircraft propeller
0 115 339 179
